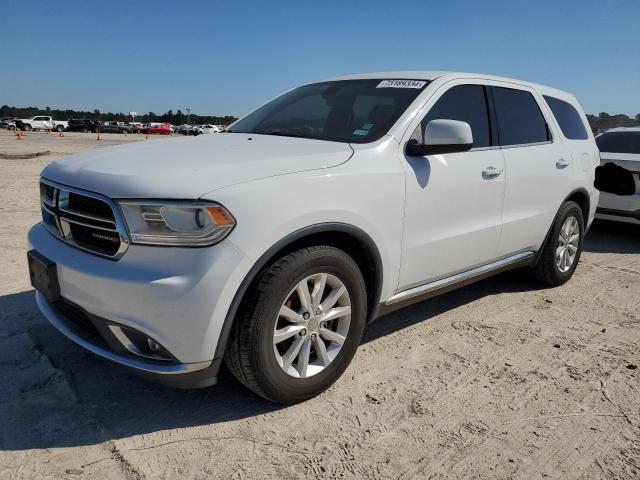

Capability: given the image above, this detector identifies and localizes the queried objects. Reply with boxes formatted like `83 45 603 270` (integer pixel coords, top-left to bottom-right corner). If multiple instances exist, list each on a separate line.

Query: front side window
493 87 551 146
543 95 588 140
418 84 491 148
228 79 429 143
596 131 640 154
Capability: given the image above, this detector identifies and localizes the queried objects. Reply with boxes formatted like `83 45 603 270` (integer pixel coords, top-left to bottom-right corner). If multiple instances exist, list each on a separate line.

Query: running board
386 251 535 306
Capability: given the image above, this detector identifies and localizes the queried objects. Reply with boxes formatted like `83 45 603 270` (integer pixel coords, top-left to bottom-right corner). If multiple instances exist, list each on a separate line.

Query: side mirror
406 119 473 156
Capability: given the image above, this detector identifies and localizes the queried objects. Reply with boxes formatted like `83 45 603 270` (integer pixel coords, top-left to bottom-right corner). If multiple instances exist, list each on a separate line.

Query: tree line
0 105 237 126
586 112 640 132
2 105 639 132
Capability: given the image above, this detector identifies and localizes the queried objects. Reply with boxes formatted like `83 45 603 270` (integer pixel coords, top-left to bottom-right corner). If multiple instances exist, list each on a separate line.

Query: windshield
596 131 640 154
227 79 429 143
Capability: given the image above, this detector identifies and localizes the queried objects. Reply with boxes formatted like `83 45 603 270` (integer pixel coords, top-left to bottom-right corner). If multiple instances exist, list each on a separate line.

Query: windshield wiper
259 130 304 138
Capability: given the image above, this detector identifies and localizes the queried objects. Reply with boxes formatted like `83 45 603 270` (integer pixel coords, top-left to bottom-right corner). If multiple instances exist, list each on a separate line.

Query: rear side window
420 85 491 148
543 96 588 140
492 87 550 146
596 131 640 154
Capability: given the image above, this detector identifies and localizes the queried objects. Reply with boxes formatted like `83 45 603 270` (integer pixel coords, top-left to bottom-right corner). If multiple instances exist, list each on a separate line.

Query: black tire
224 245 367 404
55 125 64 132
532 201 584 286
23 124 32 131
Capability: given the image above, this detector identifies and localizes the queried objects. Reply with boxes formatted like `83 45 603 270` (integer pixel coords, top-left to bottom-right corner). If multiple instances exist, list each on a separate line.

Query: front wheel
532 201 584 286
55 125 64 132
225 245 367 404
23 124 32 131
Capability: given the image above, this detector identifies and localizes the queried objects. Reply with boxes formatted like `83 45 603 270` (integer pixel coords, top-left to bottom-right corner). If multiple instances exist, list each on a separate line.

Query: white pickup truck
15 116 68 132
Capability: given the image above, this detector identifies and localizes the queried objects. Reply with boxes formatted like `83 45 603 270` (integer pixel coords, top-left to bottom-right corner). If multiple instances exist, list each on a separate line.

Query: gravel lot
1 130 639 480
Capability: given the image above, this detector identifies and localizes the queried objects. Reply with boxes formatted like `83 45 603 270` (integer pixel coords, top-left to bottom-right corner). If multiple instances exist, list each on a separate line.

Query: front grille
39 179 128 259
68 193 115 219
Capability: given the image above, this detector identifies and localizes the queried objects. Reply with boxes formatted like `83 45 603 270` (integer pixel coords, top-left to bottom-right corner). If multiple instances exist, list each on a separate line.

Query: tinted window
596 131 640 154
420 85 491 148
493 87 550 146
229 79 429 143
544 96 588 140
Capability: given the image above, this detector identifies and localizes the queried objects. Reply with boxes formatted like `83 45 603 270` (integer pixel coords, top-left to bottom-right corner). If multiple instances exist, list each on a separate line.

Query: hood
42 133 354 199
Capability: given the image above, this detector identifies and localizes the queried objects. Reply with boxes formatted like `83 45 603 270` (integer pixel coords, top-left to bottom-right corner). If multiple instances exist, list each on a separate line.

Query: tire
55 125 64 132
225 245 367 404
23 124 32 131
532 201 584 286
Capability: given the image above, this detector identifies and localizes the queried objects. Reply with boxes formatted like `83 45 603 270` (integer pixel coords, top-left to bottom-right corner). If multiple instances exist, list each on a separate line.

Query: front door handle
556 158 570 169
482 166 503 179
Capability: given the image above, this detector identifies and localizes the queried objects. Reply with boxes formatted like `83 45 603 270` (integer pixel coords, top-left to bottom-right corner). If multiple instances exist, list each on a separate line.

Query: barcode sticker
376 80 426 89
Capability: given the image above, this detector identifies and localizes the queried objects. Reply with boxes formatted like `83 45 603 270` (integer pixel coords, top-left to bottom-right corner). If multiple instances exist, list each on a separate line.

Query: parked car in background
197 124 223 134
595 127 640 224
28 71 598 403
15 116 68 132
0 117 17 129
175 124 196 135
66 118 101 133
143 122 172 135
96 122 132 134
126 122 144 134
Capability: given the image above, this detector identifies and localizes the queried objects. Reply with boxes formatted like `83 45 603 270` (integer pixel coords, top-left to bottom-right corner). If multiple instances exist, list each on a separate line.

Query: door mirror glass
406 119 474 156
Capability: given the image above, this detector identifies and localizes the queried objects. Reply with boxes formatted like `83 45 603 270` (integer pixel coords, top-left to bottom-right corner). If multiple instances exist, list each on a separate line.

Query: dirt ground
0 129 638 480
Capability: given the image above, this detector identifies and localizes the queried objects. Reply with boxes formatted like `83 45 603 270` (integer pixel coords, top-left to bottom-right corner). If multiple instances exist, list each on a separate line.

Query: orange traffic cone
59 131 64 137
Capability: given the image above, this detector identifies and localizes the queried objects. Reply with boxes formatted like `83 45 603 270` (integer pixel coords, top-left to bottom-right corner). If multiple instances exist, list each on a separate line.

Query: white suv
28 72 599 403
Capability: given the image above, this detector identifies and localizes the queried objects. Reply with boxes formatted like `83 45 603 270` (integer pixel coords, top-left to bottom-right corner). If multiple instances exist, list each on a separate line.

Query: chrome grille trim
39 178 130 259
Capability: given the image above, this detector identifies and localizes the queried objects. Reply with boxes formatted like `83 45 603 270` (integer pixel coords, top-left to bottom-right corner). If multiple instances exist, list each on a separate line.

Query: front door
398 81 506 292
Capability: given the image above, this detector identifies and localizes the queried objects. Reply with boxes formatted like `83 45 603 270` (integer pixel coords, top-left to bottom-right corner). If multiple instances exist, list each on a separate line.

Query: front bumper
28 222 253 385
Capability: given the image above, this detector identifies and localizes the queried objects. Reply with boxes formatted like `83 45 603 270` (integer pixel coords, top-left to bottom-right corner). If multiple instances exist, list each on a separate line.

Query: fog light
147 338 160 352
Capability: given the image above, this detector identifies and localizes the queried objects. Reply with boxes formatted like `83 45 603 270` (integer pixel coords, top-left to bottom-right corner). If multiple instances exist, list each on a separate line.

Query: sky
1 0 639 118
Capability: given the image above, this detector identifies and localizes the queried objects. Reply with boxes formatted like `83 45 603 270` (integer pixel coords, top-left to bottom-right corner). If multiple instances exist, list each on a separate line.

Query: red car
144 123 172 135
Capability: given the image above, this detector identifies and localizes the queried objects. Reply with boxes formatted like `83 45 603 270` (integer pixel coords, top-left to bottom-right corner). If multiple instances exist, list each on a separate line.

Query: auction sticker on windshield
377 80 426 89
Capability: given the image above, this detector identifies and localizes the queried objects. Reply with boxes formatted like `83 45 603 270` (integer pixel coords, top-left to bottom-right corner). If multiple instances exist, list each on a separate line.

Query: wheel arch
212 223 384 362
534 188 591 264
564 188 590 223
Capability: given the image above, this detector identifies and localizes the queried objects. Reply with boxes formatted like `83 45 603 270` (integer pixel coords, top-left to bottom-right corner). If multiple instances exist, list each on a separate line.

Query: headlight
118 201 235 247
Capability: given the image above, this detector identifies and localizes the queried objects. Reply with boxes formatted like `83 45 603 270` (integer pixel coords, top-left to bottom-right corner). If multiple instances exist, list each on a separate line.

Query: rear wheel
23 124 32 131
533 201 584 286
225 245 367 404
55 125 64 132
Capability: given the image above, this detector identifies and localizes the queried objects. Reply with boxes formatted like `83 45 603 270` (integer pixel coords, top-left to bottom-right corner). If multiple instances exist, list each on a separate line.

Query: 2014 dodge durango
28 71 599 403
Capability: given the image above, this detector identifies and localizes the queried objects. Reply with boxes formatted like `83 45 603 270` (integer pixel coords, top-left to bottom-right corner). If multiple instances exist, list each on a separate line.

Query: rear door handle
556 158 570 169
482 166 503 179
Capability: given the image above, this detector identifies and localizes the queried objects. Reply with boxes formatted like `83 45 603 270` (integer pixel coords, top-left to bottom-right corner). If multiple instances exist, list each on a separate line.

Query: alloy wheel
556 216 580 273
273 273 351 378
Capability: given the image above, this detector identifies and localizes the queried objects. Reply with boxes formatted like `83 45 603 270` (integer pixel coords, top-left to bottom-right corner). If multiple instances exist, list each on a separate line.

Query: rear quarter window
543 95 588 140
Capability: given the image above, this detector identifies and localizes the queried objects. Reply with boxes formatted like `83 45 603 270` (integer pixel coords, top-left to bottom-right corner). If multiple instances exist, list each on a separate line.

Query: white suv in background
28 72 599 403
595 127 640 224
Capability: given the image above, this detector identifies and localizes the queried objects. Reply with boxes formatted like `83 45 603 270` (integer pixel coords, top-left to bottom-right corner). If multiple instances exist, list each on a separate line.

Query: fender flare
211 222 384 363
533 187 591 264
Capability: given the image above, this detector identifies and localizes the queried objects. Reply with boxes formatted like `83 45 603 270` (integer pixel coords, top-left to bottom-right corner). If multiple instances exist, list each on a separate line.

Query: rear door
489 81 572 256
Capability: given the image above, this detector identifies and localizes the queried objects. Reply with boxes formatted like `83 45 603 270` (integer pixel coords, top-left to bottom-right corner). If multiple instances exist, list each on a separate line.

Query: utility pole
186 108 191 125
